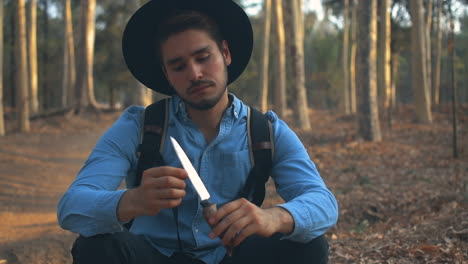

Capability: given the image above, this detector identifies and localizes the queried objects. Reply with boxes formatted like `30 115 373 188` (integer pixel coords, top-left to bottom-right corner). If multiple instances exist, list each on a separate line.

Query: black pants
71 231 328 264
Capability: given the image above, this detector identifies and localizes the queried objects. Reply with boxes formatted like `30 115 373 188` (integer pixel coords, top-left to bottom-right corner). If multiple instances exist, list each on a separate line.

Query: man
57 0 338 263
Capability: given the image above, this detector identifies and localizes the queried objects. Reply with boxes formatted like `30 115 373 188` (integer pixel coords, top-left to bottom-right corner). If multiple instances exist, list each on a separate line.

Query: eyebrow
165 46 212 66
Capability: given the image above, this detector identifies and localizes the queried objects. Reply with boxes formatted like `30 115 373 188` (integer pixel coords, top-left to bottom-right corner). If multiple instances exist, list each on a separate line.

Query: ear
222 40 232 66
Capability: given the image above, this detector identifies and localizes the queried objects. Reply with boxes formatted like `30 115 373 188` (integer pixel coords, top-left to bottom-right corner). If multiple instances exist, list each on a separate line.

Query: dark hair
155 10 224 62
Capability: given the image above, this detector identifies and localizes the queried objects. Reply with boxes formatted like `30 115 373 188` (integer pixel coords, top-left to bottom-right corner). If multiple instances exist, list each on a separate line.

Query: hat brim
122 0 253 95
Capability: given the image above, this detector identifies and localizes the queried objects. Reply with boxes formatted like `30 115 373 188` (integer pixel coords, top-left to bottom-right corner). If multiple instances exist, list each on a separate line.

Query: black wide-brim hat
122 0 253 95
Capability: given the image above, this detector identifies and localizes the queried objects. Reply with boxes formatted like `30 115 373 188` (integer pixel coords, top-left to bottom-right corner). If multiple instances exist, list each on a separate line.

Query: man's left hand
208 198 294 247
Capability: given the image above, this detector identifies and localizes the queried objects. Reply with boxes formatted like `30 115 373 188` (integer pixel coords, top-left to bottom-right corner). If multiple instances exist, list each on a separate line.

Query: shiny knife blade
170 137 211 201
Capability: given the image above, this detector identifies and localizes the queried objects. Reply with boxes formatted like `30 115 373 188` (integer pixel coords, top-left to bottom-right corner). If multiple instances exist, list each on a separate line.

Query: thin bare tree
342 0 351 114
410 0 432 123
284 0 310 129
0 0 4 135
130 0 153 106
378 0 392 110
259 0 272 113
62 0 76 108
433 0 443 105
15 0 30 131
349 0 357 113
273 0 286 118
425 0 433 103
27 0 38 113
357 0 381 141
75 0 98 112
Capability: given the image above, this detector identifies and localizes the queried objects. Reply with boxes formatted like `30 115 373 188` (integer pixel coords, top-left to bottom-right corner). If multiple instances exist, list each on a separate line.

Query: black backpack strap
133 98 169 188
241 107 274 207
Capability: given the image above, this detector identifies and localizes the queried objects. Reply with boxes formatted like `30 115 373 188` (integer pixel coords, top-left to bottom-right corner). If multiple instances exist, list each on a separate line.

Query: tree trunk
391 52 399 108
41 0 49 109
273 0 286 118
378 0 392 110
349 0 357 113
410 0 432 123
284 0 310 129
357 0 381 141
342 0 350 114
425 0 433 104
62 0 76 108
124 0 153 106
259 0 272 113
0 0 4 135
14 0 30 132
75 0 98 112
27 0 38 113
433 0 442 105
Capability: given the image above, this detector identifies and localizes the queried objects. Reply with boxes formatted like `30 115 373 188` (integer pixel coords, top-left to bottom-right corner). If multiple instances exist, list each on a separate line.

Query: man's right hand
117 166 188 222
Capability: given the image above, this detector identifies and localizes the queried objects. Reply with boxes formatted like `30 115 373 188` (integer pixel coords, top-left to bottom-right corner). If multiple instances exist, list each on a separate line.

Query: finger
209 198 246 225
144 198 182 214
154 198 183 209
221 215 250 246
152 176 187 189
153 188 186 199
209 203 246 239
231 223 257 247
143 166 188 179
142 175 186 190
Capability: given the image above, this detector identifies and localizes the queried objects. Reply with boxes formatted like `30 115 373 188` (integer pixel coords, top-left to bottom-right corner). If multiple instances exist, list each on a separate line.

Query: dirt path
0 106 467 264
0 113 120 264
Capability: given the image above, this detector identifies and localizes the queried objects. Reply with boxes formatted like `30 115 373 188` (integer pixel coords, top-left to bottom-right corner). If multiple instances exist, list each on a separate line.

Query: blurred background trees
1 0 467 138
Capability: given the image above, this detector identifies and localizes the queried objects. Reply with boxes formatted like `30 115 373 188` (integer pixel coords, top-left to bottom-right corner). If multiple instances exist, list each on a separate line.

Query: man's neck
186 91 230 144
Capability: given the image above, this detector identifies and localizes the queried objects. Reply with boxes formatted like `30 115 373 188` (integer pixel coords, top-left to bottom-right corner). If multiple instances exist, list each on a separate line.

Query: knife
170 137 234 256
169 137 217 221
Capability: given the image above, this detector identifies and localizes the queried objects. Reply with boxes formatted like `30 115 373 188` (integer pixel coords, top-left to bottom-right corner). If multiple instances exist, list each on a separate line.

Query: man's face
161 29 232 110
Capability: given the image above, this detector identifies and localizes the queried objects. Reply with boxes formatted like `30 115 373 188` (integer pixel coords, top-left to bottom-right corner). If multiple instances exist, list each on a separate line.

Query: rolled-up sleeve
57 106 144 237
267 111 338 242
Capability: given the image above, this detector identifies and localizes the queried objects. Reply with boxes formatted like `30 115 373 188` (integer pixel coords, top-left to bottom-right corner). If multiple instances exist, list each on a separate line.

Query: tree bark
130 0 153 106
342 0 350 114
357 0 381 141
378 0 392 110
410 0 432 123
349 0 357 113
62 0 76 108
425 0 433 104
273 0 286 118
27 0 38 113
0 0 4 135
284 0 310 129
41 0 49 109
75 0 98 112
433 0 442 105
259 0 272 113
391 52 399 108
14 0 30 132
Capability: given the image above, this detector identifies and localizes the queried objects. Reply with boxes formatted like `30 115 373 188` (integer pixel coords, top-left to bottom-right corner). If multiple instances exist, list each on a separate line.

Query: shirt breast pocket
219 149 251 202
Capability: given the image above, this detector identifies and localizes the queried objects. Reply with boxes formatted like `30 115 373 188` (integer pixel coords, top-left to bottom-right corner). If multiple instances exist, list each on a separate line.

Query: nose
187 62 203 81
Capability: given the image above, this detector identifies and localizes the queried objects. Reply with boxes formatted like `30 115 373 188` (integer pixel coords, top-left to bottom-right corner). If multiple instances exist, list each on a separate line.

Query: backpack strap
241 107 274 207
133 98 169 188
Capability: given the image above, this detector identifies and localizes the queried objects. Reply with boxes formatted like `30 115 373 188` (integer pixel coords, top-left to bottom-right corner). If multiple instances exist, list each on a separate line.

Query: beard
181 65 229 111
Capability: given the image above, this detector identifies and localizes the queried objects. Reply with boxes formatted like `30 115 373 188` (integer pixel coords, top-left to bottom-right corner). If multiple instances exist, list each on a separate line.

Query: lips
189 84 212 95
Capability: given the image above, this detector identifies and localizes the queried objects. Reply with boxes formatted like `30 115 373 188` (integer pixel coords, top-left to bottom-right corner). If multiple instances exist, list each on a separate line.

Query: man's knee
72 233 129 264
301 235 329 263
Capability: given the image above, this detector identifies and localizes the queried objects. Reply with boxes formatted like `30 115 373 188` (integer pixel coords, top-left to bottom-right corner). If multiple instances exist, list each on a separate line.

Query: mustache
187 80 215 93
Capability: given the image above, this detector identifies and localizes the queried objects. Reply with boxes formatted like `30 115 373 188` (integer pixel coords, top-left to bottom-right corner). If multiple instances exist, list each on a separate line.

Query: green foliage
304 19 342 109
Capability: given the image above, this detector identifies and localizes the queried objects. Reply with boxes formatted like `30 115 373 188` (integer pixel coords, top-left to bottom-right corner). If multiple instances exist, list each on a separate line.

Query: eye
172 64 185 72
197 54 210 62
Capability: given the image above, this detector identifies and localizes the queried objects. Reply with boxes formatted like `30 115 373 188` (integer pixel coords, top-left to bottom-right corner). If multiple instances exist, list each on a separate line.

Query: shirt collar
173 92 241 120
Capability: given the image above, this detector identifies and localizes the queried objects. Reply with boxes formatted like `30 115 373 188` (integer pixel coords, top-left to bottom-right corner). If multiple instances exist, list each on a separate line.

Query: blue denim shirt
57 94 338 264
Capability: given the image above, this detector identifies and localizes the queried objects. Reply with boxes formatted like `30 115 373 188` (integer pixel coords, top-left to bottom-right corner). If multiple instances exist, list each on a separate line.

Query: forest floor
0 104 467 264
